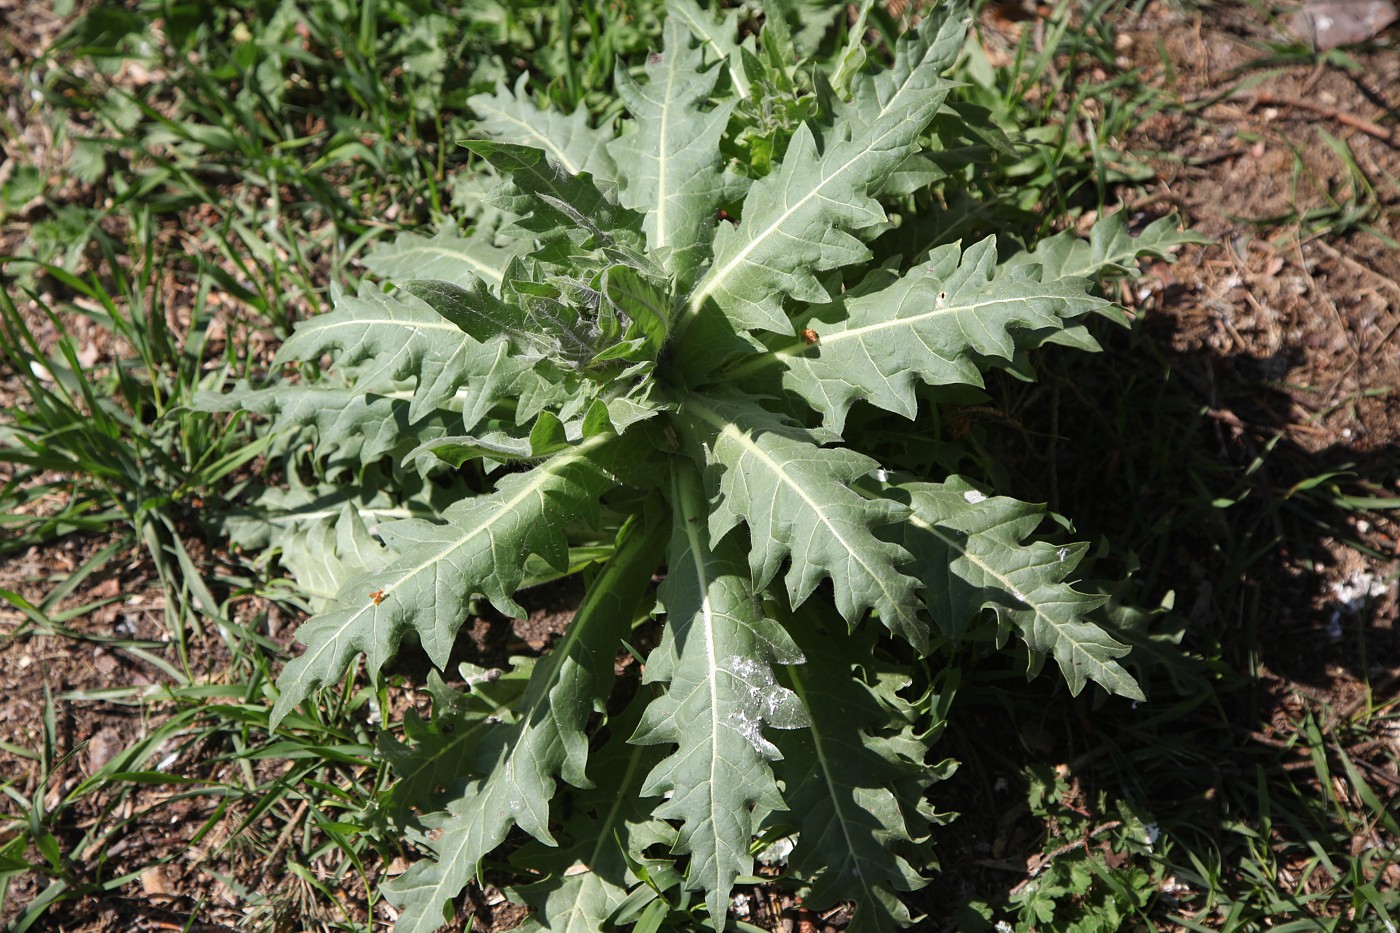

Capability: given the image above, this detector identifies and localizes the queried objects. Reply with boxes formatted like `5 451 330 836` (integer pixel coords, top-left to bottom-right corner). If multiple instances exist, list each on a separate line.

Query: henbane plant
208 2 1194 929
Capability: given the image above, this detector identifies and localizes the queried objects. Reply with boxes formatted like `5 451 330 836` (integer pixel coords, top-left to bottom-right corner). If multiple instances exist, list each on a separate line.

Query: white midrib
787 668 880 903
478 102 582 175
684 115 908 319
911 512 1036 619
394 245 506 286
300 316 463 335
293 437 604 677
371 442 623 926
740 291 1061 380
912 511 1138 697
653 48 680 252
675 469 725 897
667 5 748 98
422 506 636 930
690 401 901 607
722 281 986 377
412 509 657 926
823 293 1040 346
682 59 931 322
266 506 415 526
562 743 649 933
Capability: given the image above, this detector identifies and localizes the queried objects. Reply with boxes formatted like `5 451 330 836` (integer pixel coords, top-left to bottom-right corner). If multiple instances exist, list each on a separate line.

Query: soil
1109 1 1400 718
2 1 1397 932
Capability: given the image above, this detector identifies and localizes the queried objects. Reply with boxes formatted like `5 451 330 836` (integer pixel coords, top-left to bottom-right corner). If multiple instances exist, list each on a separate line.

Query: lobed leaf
610 14 736 288
837 0 968 140
665 0 752 98
386 516 669 932
465 140 645 253
272 286 547 425
679 4 964 337
680 391 925 649
361 227 519 291
377 667 533 827
774 620 942 932
278 503 401 609
896 476 1143 699
271 432 638 725
507 695 672 933
469 76 620 180
779 236 1110 433
207 380 436 467
1007 213 1207 283
631 466 808 925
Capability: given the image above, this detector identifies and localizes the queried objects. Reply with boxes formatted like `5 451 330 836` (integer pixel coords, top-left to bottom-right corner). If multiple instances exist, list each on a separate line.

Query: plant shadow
902 204 1400 925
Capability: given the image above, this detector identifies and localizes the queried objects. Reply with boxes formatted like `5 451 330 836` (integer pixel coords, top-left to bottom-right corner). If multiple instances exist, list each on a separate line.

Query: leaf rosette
211 2 1195 929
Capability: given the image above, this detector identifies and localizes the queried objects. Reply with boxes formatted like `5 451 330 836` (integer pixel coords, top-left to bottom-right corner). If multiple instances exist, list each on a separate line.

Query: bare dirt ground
2 1 1397 931
1123 2 1400 720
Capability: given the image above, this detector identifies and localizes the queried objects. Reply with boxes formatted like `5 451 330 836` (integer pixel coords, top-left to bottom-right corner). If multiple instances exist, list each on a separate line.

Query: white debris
757 834 797 867
963 489 987 504
1322 572 1390 641
1329 571 1389 613
1160 875 1191 896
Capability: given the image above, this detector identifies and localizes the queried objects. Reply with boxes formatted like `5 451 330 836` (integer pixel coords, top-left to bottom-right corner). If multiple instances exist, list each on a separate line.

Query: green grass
3 0 1397 929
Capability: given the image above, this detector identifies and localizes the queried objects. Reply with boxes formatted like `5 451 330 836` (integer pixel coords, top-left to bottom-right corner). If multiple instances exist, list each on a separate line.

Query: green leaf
271 432 636 725
896 476 1143 699
774 618 941 932
631 466 808 925
679 5 966 337
226 481 406 607
361 227 519 291
778 237 1110 433
377 667 532 826
386 515 669 933
469 77 619 180
679 392 924 649
601 264 673 358
507 694 672 933
1007 213 1207 283
610 14 736 287
223 475 420 556
270 286 546 424
278 503 401 609
665 0 752 98
405 277 567 360
837 0 968 140
464 140 644 252
204 380 437 466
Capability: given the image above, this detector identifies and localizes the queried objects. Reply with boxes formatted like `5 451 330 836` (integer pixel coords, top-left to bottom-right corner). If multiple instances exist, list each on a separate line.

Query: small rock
1289 0 1397 49
86 725 123 773
141 865 173 896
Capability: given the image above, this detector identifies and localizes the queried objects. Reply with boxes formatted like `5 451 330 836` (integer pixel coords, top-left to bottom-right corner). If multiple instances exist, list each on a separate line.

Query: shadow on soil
914 236 1400 926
